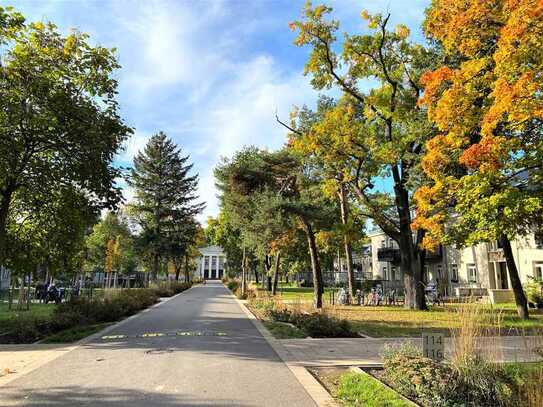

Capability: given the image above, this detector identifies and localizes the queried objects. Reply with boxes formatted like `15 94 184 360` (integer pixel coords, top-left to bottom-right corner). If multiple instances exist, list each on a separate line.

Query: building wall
368 229 543 296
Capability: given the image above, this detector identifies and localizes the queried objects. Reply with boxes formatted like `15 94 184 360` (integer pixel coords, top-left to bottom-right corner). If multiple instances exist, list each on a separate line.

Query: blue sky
6 0 430 222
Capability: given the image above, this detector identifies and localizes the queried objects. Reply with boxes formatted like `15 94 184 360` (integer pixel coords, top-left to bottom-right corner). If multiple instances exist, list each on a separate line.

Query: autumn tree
0 7 132 266
128 132 203 280
289 4 438 309
414 0 543 319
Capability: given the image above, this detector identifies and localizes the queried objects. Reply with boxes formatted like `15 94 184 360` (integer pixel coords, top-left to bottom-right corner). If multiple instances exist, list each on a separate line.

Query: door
204 270 209 279
219 270 224 279
211 269 217 279
499 262 508 289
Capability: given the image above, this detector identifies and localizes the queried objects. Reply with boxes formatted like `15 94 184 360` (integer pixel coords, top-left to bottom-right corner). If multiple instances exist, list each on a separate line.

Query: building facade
368 229 543 301
197 246 227 280
0 266 10 290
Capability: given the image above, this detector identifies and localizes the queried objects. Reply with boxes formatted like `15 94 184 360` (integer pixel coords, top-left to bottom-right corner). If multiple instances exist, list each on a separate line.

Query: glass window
437 265 442 279
535 232 543 249
391 266 396 281
534 262 543 280
468 264 477 283
381 240 386 248
382 266 388 280
450 264 458 282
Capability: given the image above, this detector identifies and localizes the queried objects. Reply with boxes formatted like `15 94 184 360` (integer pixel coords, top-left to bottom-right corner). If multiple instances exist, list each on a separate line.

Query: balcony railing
488 248 505 262
377 248 401 263
426 246 443 262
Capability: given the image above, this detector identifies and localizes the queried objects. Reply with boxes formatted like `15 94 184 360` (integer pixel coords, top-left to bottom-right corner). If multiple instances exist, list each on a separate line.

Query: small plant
525 277 543 306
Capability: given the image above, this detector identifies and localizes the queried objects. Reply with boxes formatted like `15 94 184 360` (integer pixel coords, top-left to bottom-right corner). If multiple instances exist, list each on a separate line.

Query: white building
197 246 227 280
368 229 543 301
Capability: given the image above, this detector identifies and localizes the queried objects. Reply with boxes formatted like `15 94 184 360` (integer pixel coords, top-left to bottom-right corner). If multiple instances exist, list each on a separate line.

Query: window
437 265 443 279
450 264 458 282
381 240 386 248
468 264 477 283
382 266 388 280
535 232 543 249
534 262 543 280
391 266 396 281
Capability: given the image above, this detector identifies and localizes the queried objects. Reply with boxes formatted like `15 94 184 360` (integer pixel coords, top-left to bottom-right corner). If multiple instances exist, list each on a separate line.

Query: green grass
42 322 112 343
263 321 307 339
331 304 543 337
336 371 411 407
0 302 57 322
257 286 334 301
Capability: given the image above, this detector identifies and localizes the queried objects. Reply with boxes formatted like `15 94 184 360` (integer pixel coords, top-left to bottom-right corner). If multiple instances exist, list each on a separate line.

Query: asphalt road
1 282 316 407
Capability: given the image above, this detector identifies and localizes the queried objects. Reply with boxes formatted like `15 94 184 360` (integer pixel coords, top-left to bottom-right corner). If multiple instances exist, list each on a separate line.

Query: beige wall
368 229 543 295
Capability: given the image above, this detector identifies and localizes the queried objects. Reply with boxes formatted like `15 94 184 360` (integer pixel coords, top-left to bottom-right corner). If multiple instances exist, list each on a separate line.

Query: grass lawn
262 321 306 339
256 286 334 301
336 371 411 407
42 322 112 343
330 304 543 337
0 302 57 323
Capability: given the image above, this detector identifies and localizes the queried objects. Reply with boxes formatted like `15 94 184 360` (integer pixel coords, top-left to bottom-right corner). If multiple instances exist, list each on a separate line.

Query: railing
377 248 401 263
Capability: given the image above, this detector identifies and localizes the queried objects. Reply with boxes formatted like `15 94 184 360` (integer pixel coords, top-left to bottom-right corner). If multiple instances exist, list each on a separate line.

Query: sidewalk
279 336 543 367
0 344 75 387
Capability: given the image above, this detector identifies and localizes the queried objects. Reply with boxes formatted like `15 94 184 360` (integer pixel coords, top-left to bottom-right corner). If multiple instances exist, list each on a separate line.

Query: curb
227 288 337 407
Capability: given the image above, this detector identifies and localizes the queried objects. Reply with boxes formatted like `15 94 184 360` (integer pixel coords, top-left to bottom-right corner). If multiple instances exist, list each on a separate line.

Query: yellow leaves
395 24 410 39
360 10 370 20
31 21 45 31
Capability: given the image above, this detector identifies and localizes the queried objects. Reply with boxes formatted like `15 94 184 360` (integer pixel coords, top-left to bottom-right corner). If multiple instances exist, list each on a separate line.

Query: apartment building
368 229 543 301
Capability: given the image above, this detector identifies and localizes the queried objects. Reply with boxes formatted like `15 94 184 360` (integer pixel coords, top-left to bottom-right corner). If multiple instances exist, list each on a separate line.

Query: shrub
382 343 516 407
525 278 543 305
227 279 239 292
383 343 460 406
291 312 358 338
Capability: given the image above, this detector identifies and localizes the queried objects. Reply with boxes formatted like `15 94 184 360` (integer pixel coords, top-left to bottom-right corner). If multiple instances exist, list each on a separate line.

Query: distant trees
215 147 336 308
85 211 137 287
128 132 204 281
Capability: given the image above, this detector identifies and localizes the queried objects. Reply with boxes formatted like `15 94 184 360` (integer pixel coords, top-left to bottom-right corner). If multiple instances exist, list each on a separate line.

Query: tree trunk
152 253 159 281
338 183 355 297
300 217 323 309
0 188 14 267
499 234 529 319
241 247 247 296
272 251 281 296
255 268 259 284
264 255 272 291
393 177 427 310
184 253 190 283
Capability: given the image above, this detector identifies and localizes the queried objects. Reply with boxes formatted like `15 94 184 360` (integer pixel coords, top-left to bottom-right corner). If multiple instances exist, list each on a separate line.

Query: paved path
280 336 543 367
1 282 316 407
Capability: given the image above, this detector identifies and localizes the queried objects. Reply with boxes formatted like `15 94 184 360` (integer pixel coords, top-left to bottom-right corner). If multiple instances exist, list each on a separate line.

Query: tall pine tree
128 132 203 280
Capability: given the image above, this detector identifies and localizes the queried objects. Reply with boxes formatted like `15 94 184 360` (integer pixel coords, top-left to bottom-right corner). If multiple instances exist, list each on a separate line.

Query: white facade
368 229 543 298
197 246 227 280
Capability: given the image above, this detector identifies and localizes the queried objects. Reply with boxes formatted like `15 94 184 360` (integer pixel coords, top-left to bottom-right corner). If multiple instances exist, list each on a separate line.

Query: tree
281 96 366 298
128 132 203 280
289 4 438 309
85 211 137 281
6 186 98 295
414 0 543 319
0 8 132 266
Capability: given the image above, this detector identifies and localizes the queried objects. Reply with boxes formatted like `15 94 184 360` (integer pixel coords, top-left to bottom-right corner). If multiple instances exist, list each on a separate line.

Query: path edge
228 289 337 407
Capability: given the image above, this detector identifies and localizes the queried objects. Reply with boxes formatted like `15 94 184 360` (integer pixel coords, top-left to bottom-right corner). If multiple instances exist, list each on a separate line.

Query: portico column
201 255 205 279
216 255 220 279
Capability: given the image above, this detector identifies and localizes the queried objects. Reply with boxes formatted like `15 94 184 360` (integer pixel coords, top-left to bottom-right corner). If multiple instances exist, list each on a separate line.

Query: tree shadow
1 385 252 406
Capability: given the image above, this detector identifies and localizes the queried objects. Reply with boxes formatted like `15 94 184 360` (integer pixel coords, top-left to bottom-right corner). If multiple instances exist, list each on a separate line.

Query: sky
5 0 430 223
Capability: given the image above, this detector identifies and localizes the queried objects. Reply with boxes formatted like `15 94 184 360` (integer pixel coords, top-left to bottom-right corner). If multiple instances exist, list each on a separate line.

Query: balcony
426 246 443 262
488 248 505 262
377 248 401 263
